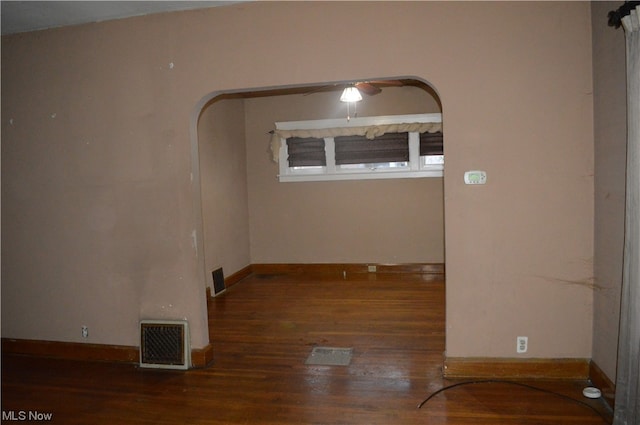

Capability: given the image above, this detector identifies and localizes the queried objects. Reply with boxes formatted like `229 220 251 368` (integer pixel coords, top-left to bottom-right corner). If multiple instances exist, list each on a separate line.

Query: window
419 130 444 170
335 132 409 169
271 114 443 182
286 137 326 171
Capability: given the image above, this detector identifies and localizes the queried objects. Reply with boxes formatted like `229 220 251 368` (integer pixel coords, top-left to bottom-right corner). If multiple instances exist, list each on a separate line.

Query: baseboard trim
251 263 445 277
191 343 214 368
1 338 138 363
589 360 616 408
443 357 590 380
2 337 214 369
226 265 253 287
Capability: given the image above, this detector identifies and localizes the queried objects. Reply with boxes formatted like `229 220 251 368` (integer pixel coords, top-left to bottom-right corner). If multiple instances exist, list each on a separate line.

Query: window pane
419 132 443 156
421 155 444 165
338 161 408 170
286 137 326 167
335 132 409 165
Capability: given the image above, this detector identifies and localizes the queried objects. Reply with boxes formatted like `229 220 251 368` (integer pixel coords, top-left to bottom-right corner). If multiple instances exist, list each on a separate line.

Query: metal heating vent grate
212 267 226 295
139 320 190 370
305 346 353 366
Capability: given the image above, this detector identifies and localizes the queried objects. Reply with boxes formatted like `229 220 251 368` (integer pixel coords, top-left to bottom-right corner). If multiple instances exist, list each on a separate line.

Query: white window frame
276 113 443 182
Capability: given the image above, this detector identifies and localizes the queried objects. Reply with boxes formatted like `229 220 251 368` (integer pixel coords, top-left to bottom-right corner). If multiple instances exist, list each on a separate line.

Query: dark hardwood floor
2 273 611 424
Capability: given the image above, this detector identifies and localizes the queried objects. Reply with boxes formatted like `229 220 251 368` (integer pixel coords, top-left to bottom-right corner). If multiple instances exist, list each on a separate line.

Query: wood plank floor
2 273 611 424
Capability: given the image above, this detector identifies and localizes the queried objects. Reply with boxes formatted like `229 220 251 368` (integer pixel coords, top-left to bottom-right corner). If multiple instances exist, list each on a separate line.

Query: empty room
2 1 638 424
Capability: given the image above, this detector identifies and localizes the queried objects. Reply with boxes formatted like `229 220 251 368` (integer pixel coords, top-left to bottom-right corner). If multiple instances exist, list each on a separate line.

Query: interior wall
0 21 211 347
591 1 627 381
245 86 444 264
1 1 594 358
198 98 250 286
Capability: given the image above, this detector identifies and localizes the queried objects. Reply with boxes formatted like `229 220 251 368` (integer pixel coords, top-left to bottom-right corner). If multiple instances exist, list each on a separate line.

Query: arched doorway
190 76 445 332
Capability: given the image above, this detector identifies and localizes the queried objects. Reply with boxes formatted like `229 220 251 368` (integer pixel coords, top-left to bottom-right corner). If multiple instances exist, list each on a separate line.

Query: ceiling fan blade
302 79 406 97
302 84 339 96
355 82 382 96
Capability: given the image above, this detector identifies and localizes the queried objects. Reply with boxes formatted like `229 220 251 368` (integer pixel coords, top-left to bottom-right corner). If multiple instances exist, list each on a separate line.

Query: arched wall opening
190 76 446 329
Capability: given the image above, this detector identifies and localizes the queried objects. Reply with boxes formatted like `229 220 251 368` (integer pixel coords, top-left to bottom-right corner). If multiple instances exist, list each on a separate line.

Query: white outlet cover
516 336 528 353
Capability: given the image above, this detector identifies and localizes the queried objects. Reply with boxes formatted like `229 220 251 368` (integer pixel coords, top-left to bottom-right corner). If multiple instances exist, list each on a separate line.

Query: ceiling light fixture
340 86 362 121
340 86 363 103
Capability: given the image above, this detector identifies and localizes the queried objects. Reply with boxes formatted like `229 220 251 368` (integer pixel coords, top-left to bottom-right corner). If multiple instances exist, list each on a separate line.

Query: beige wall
591 1 627 381
1 1 594 357
198 98 250 285
244 87 444 264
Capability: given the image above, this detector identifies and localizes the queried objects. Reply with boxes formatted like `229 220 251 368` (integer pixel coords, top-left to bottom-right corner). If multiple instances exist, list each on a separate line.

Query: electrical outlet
516 336 528 353
367 265 377 273
82 326 89 339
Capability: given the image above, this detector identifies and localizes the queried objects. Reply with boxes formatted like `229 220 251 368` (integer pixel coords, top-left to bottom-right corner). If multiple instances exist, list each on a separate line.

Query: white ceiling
1 1 244 35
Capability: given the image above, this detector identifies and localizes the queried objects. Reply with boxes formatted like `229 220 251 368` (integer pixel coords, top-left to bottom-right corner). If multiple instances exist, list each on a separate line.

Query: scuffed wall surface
0 12 210 348
245 87 444 264
1 1 594 358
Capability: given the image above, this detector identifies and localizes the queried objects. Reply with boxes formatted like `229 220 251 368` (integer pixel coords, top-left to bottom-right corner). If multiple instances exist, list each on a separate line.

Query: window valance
270 122 442 163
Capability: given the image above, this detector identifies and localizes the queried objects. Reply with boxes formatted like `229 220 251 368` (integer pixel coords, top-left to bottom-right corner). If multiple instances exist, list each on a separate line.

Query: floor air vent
139 320 190 370
305 346 353 366
212 267 226 295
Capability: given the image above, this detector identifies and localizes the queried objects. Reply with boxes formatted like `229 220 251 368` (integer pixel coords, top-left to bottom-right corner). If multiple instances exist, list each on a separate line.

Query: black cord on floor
417 379 610 423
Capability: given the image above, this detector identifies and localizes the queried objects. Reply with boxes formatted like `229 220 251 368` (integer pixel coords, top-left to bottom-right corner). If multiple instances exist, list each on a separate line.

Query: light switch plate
464 170 487 185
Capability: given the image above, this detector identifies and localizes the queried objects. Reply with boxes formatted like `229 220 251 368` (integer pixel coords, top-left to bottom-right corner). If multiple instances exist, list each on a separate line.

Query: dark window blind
419 131 444 156
335 132 409 165
286 137 326 167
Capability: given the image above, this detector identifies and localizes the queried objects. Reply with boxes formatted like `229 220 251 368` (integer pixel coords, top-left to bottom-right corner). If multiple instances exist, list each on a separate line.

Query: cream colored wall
245 87 444 264
198 98 250 286
591 1 626 381
1 1 594 357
